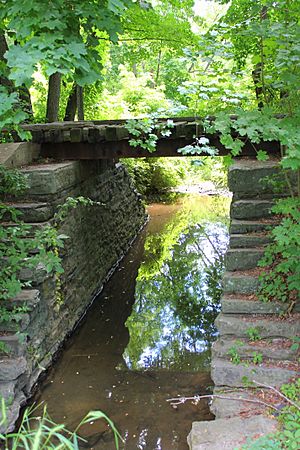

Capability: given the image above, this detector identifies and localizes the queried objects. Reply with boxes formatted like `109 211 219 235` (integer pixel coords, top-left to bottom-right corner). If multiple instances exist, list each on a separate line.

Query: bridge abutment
188 159 299 449
0 146 146 431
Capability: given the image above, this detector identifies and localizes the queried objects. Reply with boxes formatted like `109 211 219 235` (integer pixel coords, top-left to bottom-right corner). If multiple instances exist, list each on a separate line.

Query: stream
34 194 230 450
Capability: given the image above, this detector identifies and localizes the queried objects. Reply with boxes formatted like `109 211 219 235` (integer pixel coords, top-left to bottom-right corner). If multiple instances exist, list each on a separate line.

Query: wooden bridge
23 118 280 160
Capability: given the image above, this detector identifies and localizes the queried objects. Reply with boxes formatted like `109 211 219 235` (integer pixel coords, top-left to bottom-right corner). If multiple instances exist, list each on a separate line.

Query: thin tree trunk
0 32 13 90
77 85 84 120
64 82 77 121
252 6 268 109
46 72 61 122
155 46 162 85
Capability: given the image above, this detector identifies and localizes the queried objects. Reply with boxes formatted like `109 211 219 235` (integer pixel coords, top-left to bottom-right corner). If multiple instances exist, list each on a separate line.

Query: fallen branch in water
166 394 279 411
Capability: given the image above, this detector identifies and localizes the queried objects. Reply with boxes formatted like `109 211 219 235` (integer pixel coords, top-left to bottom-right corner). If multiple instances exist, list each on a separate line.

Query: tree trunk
77 85 84 120
0 32 14 90
64 83 84 121
46 72 61 122
64 82 77 121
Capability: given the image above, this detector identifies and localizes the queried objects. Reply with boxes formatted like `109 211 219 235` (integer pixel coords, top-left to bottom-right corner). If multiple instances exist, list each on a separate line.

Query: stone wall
0 156 146 431
188 159 300 449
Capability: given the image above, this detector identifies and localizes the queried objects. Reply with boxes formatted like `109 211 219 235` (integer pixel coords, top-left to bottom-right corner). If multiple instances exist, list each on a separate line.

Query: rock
211 358 298 387
0 357 27 381
22 161 80 196
0 142 40 168
210 389 264 419
229 233 271 248
230 219 277 234
215 313 300 339
231 200 275 219
225 248 264 271
212 337 298 362
221 295 300 315
187 415 278 450
228 159 283 197
223 272 260 294
6 202 53 222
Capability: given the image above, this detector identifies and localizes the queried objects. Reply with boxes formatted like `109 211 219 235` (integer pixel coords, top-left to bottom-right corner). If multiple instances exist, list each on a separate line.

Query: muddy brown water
34 194 230 449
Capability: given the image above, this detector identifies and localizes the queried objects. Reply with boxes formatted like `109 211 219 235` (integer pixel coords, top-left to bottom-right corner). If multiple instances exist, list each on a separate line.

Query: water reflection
33 194 230 450
124 196 229 372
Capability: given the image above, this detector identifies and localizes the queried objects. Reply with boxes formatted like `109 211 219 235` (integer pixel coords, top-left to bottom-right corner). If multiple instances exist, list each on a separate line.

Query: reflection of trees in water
124 197 229 371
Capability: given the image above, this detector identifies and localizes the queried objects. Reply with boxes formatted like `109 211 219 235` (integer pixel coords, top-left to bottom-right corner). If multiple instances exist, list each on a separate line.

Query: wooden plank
40 137 280 160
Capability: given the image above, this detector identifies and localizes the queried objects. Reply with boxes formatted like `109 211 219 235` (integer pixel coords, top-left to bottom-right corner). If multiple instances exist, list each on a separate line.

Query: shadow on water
34 194 230 450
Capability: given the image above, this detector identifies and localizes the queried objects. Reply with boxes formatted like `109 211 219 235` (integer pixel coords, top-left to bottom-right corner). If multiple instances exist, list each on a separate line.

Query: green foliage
240 379 300 450
0 400 123 450
228 345 242 365
246 327 261 341
252 351 263 365
0 166 97 325
0 341 10 356
125 116 174 153
0 166 28 196
258 197 300 306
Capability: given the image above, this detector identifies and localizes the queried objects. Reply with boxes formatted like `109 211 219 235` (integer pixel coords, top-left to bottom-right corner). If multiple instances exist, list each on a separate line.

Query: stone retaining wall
188 159 300 449
0 152 146 431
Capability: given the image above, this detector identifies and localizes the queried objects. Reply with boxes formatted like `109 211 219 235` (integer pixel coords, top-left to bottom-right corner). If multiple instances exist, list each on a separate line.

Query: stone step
187 415 278 450
229 233 271 248
0 333 26 357
231 199 275 220
230 218 279 234
212 337 298 362
21 161 80 196
3 202 54 222
225 248 264 271
2 289 40 310
211 357 298 388
223 272 260 295
220 294 300 315
0 356 27 381
215 313 300 340
210 388 270 419
228 158 291 198
19 263 52 285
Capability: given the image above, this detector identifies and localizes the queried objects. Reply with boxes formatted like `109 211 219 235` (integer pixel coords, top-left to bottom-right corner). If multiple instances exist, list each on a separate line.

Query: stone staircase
188 159 300 449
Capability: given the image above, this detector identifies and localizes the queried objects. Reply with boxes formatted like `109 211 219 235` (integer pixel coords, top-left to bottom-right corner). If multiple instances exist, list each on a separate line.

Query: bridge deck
23 118 280 160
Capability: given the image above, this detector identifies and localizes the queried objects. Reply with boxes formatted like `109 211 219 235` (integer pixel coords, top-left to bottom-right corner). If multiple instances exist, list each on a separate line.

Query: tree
0 0 135 129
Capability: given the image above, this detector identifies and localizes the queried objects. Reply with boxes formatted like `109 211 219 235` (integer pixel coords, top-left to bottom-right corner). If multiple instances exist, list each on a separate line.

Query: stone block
0 334 26 357
215 313 300 339
8 202 53 222
22 161 80 196
220 295 296 315
230 219 277 234
211 358 297 387
223 272 260 294
212 337 298 361
2 289 40 310
187 415 278 450
0 357 27 381
225 248 264 271
229 233 271 248
231 200 275 220
228 159 283 196
0 392 26 434
210 388 268 419
0 142 40 168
